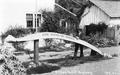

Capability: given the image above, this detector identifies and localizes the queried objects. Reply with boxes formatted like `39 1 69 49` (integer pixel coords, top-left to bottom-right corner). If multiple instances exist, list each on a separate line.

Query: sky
0 0 55 34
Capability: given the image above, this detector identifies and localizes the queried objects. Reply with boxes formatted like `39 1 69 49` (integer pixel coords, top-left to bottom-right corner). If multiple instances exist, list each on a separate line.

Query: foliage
25 62 60 74
82 22 116 47
1 26 33 41
86 23 108 36
56 0 92 19
1 26 34 51
83 34 116 47
39 9 78 34
40 0 91 35
0 45 26 75
39 11 60 33
12 42 26 52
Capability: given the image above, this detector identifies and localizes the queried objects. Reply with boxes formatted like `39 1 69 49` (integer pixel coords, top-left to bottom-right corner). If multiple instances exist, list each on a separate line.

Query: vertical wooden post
34 40 39 65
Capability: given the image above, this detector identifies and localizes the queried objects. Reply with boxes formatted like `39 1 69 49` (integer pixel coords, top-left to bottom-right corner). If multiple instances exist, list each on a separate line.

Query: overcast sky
0 0 55 34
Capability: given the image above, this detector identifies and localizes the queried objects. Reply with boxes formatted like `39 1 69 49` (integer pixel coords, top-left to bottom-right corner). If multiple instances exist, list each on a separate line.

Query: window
27 20 33 27
60 19 66 27
26 13 33 28
26 13 41 28
35 19 39 27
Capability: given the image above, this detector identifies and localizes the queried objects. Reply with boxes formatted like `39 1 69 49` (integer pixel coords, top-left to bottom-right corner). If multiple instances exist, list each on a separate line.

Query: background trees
39 0 92 57
40 0 91 36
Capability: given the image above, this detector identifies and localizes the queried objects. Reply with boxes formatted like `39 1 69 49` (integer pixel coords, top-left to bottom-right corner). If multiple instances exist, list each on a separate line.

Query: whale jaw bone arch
7 32 103 55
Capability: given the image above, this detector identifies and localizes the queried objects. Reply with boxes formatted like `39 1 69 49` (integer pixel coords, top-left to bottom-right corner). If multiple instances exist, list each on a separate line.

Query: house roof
90 0 120 17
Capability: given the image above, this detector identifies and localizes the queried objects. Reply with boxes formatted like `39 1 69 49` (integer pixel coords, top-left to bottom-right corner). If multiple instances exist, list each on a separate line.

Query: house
26 13 41 28
80 0 120 27
80 0 120 45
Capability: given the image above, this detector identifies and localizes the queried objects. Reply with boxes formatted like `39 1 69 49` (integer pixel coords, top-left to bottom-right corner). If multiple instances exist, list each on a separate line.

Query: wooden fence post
34 40 39 65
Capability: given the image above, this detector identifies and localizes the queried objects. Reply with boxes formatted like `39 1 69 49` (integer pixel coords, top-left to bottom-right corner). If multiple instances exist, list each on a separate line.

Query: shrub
12 42 26 52
39 10 78 34
0 45 26 75
83 34 116 47
83 23 116 47
1 26 33 42
86 22 108 36
1 26 33 51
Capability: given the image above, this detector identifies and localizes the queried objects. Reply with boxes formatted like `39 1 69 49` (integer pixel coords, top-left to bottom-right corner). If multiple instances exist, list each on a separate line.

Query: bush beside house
1 26 34 51
1 26 34 40
83 23 116 47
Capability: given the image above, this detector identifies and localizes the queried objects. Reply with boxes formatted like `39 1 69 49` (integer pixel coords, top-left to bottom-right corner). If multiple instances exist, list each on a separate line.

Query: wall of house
109 18 120 26
80 5 110 28
108 18 120 45
104 25 120 45
78 4 120 45
105 27 115 40
114 25 120 45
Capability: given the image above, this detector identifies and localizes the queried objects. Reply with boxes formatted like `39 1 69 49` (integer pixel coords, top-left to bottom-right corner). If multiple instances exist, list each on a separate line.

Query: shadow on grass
23 55 113 74
24 47 72 54
23 62 60 75
43 56 113 67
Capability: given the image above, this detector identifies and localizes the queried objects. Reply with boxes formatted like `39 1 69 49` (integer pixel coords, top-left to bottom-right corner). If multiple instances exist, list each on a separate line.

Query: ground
16 46 120 75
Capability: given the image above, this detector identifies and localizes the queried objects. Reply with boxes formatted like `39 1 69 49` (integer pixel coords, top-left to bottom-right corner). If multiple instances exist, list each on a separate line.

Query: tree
56 0 91 57
40 0 92 57
40 7 78 34
40 11 60 32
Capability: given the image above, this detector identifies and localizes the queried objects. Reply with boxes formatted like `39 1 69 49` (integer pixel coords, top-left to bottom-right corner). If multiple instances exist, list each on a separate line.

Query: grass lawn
16 46 120 75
